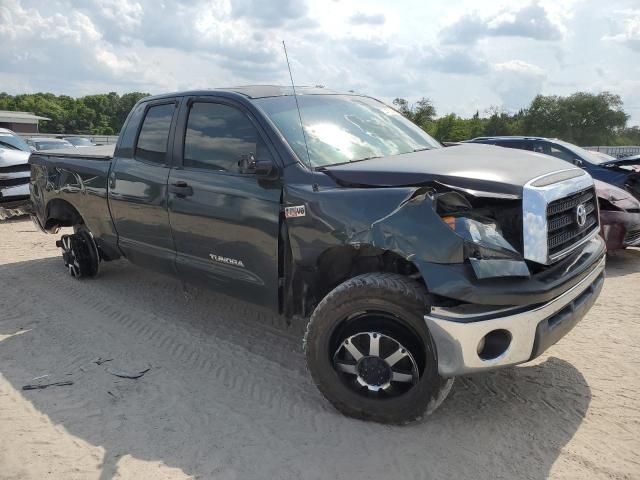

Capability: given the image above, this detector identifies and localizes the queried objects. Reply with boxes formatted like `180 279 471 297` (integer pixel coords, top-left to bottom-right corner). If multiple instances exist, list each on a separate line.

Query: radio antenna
282 40 312 170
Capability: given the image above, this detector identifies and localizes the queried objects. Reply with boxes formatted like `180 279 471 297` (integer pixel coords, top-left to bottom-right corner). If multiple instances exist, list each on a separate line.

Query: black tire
58 226 100 278
304 272 453 424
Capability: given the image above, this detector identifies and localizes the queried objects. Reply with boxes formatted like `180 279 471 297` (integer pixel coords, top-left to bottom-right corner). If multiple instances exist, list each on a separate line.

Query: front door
167 98 282 309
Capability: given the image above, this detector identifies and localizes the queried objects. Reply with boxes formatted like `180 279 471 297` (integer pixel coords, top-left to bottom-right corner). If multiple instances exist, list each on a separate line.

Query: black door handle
169 181 193 197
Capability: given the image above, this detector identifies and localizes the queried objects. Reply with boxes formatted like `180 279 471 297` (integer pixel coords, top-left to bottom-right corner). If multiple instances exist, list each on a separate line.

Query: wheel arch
43 198 86 233
290 244 425 318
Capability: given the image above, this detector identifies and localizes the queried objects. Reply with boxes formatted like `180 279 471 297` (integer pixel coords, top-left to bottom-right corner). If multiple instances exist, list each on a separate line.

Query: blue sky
1 0 639 124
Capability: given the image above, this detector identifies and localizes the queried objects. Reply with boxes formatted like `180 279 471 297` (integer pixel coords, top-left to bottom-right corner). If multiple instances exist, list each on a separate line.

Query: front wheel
304 273 453 424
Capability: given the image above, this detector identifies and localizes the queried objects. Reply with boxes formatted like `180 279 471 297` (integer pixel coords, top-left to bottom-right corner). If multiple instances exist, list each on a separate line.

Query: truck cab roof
141 85 354 103
467 136 557 142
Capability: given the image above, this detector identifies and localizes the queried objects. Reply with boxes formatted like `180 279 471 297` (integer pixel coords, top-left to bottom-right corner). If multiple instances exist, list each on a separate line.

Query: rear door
108 99 179 274
167 96 282 309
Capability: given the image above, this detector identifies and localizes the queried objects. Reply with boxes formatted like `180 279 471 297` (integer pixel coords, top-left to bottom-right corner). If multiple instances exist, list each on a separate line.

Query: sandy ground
0 217 638 480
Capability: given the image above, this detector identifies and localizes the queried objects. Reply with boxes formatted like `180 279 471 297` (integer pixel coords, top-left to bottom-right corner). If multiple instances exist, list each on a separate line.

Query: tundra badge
209 254 245 268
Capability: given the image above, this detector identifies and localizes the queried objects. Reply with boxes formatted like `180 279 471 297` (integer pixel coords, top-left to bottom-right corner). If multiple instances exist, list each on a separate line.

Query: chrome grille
546 187 598 257
522 169 598 265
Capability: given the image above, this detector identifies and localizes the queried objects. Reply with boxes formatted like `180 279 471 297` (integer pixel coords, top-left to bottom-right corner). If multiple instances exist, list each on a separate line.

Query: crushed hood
600 157 640 171
321 143 582 197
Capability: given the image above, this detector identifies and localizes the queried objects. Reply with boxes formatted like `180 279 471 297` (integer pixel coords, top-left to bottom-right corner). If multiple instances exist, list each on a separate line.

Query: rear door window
136 103 175 164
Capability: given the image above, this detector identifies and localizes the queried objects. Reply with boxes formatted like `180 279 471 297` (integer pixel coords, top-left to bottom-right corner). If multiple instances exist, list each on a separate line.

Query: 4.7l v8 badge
285 205 306 218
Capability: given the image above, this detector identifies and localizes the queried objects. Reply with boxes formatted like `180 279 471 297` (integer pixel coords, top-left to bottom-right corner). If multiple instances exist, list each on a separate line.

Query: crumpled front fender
284 184 465 268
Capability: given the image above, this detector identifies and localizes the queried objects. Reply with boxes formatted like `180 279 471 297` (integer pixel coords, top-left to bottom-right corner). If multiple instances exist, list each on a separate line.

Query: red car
596 179 640 250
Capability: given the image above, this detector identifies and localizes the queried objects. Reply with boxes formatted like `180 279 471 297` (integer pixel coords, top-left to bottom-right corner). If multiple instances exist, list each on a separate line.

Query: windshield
36 141 73 150
0 132 30 152
65 137 94 146
254 94 441 168
554 139 611 165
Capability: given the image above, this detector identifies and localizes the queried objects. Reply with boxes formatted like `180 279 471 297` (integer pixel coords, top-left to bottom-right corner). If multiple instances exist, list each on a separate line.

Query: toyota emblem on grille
576 203 587 227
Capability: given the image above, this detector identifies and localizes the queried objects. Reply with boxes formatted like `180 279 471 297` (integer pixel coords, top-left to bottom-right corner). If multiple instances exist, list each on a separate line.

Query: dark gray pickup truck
30 86 606 423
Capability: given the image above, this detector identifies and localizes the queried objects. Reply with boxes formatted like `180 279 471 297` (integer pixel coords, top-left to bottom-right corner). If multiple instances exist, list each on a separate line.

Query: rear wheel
304 273 453 424
57 226 100 278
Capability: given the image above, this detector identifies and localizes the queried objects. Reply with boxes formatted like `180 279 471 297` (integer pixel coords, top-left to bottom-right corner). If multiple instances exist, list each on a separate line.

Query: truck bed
29 144 119 258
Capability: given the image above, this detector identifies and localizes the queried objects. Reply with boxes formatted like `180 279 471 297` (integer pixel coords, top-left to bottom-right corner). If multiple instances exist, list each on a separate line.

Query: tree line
0 90 638 146
0 92 149 135
393 92 640 146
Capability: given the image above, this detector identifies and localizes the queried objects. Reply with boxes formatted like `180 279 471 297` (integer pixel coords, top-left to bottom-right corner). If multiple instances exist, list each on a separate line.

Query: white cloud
603 9 640 52
0 0 638 125
441 3 564 45
418 48 489 75
349 12 386 25
492 60 546 111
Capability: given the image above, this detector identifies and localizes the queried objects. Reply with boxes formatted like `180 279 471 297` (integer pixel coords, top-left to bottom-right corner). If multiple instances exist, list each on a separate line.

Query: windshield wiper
355 155 382 162
412 147 432 152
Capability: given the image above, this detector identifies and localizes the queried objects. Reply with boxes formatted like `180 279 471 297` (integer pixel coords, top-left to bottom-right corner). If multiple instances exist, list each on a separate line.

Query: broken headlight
434 190 528 277
441 215 520 260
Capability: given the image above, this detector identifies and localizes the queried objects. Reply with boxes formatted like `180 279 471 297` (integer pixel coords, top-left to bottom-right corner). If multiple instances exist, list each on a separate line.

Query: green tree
0 91 150 135
392 97 436 130
523 92 627 144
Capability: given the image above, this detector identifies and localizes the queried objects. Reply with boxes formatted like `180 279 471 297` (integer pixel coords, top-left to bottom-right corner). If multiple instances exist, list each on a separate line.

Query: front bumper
0 183 31 220
417 236 606 306
0 182 29 201
424 254 605 376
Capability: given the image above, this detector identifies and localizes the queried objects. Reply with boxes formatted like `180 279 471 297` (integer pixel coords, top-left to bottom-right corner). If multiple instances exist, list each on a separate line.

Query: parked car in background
465 136 640 201
620 153 640 162
26 137 74 151
0 128 31 219
596 179 640 250
591 151 616 162
61 137 96 147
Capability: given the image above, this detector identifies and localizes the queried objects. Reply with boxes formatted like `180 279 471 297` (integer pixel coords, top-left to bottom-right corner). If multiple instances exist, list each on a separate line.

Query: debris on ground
106 367 150 379
93 357 114 365
22 381 74 391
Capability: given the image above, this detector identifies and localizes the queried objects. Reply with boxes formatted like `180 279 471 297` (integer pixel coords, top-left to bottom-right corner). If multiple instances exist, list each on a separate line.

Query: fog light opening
477 329 512 360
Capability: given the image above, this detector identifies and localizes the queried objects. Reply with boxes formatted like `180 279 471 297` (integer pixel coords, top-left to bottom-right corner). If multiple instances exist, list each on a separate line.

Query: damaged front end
285 167 605 376
350 185 530 280
596 180 640 250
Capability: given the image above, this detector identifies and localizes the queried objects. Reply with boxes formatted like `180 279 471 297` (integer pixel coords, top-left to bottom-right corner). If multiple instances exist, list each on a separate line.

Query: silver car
25 137 74 151
0 128 31 219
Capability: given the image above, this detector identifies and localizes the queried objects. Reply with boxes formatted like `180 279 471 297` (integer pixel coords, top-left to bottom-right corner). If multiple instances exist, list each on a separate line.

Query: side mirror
573 158 584 167
254 159 275 178
238 154 278 179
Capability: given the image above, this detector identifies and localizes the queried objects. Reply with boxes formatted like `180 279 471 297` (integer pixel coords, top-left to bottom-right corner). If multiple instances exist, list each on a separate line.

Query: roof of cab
140 85 351 103
468 136 553 142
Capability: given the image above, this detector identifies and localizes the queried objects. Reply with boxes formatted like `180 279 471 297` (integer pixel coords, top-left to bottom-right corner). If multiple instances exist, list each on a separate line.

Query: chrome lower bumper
0 183 31 219
425 255 606 376
1 182 29 199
